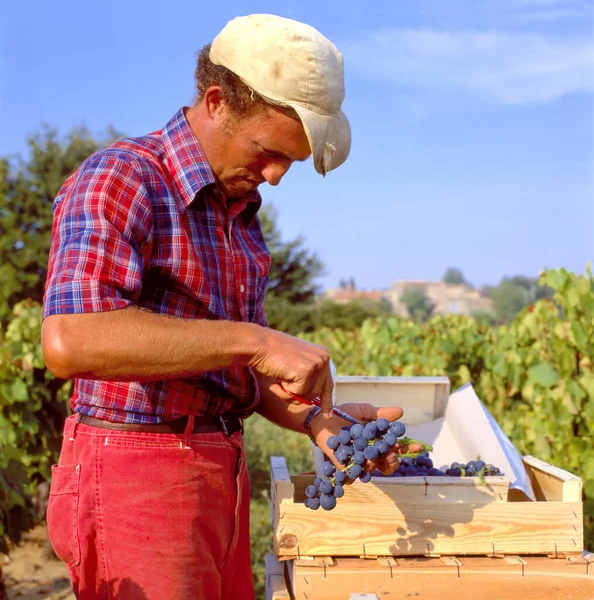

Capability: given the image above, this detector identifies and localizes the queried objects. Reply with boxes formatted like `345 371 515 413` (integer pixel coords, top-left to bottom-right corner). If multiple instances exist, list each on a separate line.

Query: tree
484 275 555 322
258 204 324 305
0 125 122 323
259 204 327 333
399 288 435 322
443 267 467 285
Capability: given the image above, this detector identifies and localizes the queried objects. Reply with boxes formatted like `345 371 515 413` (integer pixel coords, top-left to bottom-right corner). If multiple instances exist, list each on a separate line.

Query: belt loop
183 415 195 448
69 412 82 442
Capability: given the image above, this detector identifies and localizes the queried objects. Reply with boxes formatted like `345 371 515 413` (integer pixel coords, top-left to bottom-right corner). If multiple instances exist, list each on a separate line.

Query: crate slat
282 555 594 600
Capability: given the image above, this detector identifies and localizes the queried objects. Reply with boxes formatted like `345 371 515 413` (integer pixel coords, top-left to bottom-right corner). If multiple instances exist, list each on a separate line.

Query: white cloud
346 29 594 105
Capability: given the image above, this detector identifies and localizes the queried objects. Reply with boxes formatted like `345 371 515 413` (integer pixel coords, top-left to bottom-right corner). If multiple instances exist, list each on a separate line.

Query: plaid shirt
43 107 271 423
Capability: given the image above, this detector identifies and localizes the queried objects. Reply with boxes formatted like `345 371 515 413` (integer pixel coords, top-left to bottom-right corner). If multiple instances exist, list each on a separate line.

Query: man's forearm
41 306 264 381
254 374 311 434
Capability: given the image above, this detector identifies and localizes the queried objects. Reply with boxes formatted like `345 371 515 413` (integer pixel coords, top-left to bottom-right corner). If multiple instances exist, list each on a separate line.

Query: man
41 13 417 600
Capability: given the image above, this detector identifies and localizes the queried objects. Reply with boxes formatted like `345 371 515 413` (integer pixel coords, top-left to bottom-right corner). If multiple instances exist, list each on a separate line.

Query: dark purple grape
309 497 320 510
446 468 462 477
333 470 346 484
327 435 340 450
353 451 366 465
350 423 364 438
334 484 344 498
363 423 378 440
354 437 368 451
320 494 337 511
305 485 318 498
375 440 389 455
322 462 335 477
383 432 397 447
338 429 352 445
319 480 334 495
347 464 363 479
416 456 433 469
389 421 406 437
428 467 445 476
313 477 322 487
334 447 350 464
363 445 379 461
376 418 390 432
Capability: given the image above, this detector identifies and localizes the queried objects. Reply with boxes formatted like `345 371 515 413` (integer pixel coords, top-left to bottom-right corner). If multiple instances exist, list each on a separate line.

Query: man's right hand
248 327 334 419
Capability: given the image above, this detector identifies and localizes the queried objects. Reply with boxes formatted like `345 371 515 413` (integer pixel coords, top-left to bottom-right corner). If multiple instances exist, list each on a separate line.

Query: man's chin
220 179 260 198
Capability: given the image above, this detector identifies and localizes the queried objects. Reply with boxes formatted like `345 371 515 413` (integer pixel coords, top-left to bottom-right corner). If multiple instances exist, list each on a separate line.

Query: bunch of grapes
386 455 504 479
304 417 431 511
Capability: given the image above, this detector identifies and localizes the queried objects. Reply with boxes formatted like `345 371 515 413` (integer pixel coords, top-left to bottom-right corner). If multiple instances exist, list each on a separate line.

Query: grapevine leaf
10 379 28 403
527 362 559 388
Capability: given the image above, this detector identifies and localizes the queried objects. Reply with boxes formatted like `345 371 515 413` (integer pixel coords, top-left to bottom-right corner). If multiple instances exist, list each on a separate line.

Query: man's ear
203 86 226 121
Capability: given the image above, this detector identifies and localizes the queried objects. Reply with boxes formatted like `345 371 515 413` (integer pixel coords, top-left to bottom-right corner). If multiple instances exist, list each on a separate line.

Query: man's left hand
310 402 423 477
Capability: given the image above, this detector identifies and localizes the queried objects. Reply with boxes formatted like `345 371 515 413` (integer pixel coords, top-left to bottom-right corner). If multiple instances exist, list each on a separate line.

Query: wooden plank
289 556 594 600
289 474 508 504
265 554 291 600
523 455 583 502
273 500 583 558
271 456 295 504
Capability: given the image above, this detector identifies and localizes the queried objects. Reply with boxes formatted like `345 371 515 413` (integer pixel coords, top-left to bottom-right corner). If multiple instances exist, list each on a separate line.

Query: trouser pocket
219 444 246 570
46 463 81 569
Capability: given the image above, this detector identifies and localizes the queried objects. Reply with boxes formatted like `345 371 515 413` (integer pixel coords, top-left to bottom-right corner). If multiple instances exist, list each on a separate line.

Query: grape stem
398 437 434 454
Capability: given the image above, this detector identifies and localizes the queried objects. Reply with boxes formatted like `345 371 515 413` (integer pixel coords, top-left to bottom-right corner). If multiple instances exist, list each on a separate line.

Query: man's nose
261 162 291 187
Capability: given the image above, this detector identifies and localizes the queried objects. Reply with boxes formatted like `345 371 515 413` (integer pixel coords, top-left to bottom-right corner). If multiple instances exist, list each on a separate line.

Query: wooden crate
270 454 584 559
278 553 594 600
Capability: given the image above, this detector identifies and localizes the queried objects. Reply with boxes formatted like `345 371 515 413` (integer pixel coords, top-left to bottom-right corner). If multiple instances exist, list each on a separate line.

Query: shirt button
240 284 245 293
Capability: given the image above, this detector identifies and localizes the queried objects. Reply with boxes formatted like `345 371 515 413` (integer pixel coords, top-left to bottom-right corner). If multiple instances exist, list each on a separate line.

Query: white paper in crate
405 383 536 501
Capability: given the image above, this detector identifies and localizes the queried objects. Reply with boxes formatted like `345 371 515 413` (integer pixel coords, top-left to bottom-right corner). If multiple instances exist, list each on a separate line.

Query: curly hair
193 44 269 114
193 44 296 119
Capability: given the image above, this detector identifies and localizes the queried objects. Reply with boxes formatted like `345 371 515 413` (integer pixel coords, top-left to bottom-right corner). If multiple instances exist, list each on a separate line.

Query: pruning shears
274 378 361 426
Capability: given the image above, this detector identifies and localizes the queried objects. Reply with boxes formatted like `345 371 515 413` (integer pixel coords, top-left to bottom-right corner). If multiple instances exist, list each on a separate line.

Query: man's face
213 105 312 198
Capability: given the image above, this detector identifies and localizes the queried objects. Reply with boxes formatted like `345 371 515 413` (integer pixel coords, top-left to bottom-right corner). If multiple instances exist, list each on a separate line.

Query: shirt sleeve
43 152 153 319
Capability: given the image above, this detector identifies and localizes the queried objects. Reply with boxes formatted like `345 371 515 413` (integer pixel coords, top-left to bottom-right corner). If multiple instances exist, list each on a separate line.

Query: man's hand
249 327 334 419
310 402 423 476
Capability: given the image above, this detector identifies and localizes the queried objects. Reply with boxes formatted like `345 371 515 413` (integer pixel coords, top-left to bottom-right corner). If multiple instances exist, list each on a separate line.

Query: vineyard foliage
0 264 592 596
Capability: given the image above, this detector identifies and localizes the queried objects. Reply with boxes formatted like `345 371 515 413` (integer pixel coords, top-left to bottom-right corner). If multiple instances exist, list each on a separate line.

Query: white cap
210 14 351 175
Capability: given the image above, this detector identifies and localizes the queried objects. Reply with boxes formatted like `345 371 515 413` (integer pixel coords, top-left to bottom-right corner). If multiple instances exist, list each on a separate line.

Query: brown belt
77 413 244 436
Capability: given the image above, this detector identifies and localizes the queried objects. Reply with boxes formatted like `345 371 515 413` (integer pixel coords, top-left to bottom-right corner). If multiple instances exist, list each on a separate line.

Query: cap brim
289 104 351 176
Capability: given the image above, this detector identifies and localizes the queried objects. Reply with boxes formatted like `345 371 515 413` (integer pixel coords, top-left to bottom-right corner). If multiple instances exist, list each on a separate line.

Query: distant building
324 280 495 317
387 280 495 317
323 288 386 304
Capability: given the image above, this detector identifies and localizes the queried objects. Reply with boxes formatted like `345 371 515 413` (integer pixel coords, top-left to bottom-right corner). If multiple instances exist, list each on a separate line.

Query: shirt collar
162 107 262 223
162 107 216 212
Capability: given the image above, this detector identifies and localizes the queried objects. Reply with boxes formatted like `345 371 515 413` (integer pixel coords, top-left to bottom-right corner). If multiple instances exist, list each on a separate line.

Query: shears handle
274 378 361 426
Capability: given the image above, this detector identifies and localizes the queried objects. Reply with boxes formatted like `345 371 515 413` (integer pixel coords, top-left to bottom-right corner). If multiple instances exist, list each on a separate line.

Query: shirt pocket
46 464 81 569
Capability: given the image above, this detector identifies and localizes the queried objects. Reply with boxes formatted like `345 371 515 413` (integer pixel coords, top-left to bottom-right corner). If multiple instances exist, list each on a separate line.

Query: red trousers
47 414 254 600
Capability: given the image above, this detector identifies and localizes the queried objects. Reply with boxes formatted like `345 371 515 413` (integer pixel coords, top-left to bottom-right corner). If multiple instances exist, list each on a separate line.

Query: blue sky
1 0 592 292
